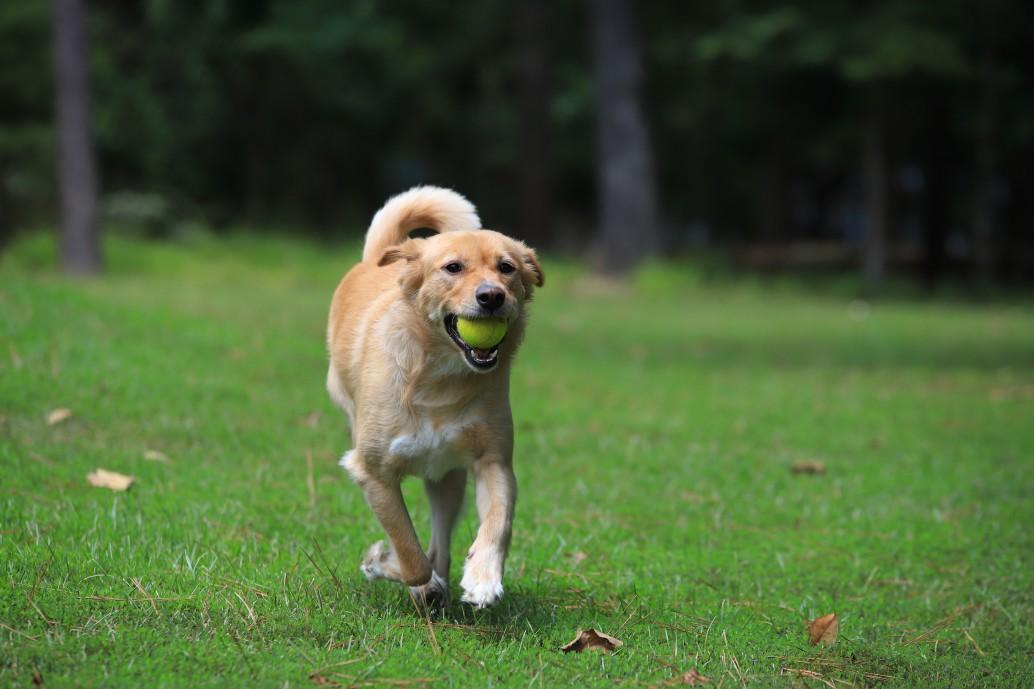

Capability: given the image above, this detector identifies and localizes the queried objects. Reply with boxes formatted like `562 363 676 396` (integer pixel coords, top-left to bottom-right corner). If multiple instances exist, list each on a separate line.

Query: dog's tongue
473 348 492 359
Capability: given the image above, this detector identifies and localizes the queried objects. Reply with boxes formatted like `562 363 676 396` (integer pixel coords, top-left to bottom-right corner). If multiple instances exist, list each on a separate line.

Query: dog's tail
362 186 481 263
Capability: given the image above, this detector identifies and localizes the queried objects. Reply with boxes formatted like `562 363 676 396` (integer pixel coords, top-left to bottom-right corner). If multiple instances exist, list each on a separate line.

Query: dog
326 186 543 608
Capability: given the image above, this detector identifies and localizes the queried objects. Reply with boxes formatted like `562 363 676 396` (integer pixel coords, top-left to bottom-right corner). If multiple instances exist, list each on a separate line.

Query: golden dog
326 187 543 608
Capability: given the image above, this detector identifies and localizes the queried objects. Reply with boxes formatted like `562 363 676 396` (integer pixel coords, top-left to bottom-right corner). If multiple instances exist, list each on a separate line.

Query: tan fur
326 186 542 607
361 186 480 262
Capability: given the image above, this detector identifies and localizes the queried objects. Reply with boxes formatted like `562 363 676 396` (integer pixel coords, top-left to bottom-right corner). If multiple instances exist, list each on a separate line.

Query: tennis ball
456 317 508 349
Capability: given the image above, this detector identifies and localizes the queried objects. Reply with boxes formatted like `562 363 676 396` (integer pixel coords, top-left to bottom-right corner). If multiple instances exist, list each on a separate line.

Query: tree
51 0 100 274
514 0 552 246
860 81 887 291
589 0 659 273
838 7 967 290
688 4 969 288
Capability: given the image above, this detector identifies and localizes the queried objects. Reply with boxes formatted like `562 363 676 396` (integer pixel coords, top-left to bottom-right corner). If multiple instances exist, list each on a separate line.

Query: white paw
460 571 503 608
410 570 449 608
360 540 389 581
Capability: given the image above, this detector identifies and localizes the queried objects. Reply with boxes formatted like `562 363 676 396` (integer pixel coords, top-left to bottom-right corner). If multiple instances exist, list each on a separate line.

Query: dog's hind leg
411 468 466 607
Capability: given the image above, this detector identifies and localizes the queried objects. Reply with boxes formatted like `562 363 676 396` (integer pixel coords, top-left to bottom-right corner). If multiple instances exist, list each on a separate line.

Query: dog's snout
475 283 506 312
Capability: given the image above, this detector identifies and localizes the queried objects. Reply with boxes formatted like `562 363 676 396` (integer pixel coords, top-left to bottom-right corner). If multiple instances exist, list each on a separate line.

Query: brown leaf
791 460 826 475
32 670 46 688
808 613 839 645
143 449 171 463
569 551 588 567
86 469 135 492
46 408 72 426
561 628 623 653
682 668 711 685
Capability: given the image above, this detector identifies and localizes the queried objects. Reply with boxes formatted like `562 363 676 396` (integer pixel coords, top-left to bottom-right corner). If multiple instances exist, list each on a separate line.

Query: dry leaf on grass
87 469 135 492
569 551 588 567
46 408 72 426
143 449 170 463
561 629 623 653
791 460 826 475
301 411 322 428
682 668 710 685
808 613 839 645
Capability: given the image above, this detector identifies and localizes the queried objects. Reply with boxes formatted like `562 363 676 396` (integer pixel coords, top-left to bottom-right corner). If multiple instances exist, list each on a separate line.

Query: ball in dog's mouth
445 314 502 371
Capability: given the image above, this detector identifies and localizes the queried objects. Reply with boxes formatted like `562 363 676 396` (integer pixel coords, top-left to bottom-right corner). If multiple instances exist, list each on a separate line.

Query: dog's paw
460 553 503 608
360 540 396 582
410 571 449 611
459 577 503 608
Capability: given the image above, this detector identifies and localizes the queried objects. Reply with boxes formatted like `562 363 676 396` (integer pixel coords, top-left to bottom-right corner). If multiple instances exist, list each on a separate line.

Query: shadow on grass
349 579 630 644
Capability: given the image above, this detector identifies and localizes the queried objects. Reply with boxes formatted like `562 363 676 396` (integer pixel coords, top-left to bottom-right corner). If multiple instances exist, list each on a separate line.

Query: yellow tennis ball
456 317 508 349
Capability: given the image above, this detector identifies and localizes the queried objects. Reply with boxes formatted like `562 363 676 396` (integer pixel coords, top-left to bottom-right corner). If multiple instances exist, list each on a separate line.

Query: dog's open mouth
444 314 501 370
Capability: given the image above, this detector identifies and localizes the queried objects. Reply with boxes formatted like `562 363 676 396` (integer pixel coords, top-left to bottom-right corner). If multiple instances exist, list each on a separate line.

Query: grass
2 232 1033 688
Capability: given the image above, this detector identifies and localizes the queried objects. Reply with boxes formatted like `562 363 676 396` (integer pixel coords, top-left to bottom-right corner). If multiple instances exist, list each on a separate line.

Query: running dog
326 186 543 607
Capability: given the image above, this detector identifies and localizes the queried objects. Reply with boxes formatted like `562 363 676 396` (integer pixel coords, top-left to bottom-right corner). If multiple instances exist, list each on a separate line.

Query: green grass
2 233 1033 688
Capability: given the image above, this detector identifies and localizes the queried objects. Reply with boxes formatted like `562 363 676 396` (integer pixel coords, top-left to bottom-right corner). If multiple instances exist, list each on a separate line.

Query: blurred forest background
3 0 1034 286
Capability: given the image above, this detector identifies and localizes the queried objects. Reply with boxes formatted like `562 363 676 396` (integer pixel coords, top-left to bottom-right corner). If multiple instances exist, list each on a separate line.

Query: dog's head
379 230 544 374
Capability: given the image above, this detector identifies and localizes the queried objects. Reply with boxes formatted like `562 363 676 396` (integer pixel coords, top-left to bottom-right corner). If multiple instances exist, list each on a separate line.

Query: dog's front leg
359 477 433 587
460 458 516 608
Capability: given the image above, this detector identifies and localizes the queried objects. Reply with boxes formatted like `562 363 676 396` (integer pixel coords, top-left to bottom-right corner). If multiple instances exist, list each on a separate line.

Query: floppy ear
521 248 544 288
378 240 420 266
378 239 424 296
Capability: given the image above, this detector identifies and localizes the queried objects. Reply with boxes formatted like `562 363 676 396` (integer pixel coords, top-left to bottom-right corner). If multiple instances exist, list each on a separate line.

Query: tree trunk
758 149 784 242
972 52 997 286
589 0 659 273
861 83 887 291
51 0 101 274
514 0 552 247
920 90 949 289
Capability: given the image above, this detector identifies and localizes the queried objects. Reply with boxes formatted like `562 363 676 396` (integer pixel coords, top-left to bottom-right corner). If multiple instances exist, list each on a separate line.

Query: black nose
476 284 505 312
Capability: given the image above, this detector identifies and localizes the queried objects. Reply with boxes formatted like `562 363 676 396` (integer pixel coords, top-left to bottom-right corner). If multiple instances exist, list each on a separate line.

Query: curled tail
362 186 481 263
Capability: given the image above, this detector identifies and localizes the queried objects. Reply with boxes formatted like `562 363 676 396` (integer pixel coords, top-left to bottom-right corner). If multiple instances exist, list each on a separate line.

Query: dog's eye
443 262 463 274
498 261 516 275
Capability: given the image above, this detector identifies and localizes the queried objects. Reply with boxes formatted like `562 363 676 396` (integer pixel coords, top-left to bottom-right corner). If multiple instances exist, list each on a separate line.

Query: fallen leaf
32 670 46 688
301 411 322 428
680 491 704 504
9 343 24 369
569 551 588 567
87 469 135 492
808 613 839 645
561 629 623 653
46 408 72 426
791 460 826 475
682 668 710 685
143 449 170 463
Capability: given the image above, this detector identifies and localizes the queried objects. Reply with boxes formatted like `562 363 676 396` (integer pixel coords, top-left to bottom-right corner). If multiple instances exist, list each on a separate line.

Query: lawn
2 233 1032 688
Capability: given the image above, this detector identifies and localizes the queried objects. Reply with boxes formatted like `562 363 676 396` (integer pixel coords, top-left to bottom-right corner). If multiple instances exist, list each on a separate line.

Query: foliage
2 1 1034 265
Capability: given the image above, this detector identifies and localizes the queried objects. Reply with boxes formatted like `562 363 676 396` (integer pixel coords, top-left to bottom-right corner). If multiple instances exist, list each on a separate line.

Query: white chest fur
388 419 471 481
